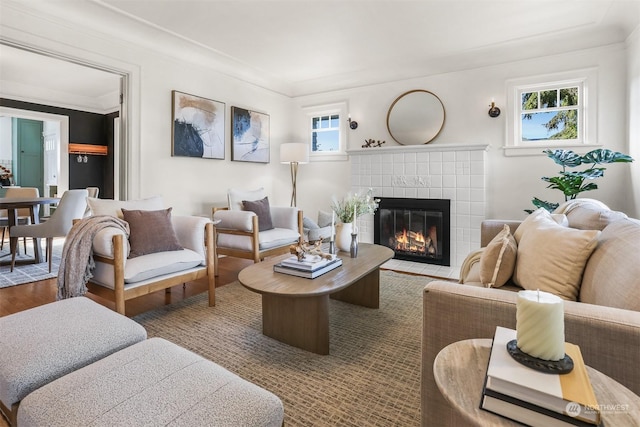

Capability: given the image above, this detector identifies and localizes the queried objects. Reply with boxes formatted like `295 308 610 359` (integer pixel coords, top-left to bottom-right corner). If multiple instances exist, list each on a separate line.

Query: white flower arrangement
331 188 380 224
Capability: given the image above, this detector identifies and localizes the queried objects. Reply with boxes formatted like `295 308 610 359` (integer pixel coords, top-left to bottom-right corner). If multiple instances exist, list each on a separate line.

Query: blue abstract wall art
172 90 225 159
231 106 270 163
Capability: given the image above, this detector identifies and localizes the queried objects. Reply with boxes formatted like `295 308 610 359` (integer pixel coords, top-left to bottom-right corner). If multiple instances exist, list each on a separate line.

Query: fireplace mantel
347 143 489 155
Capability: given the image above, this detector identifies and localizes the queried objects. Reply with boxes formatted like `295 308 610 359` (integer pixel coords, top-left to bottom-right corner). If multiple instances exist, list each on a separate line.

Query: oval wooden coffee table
238 243 394 355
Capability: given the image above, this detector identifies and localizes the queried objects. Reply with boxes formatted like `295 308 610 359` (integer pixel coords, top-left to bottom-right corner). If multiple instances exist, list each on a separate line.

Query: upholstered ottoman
18 338 285 426
0 297 147 425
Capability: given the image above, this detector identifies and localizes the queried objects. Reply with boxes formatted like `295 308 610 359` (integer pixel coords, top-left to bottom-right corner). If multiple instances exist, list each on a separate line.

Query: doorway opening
0 41 129 199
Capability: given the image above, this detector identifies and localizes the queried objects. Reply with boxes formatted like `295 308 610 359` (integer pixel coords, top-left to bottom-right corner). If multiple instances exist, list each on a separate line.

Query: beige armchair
77 196 215 315
212 188 303 274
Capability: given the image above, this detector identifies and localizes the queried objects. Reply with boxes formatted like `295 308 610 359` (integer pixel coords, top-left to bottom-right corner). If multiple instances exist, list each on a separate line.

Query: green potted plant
527 148 634 213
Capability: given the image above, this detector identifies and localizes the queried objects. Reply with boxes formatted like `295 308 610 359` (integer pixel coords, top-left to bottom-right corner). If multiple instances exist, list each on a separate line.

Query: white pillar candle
330 211 335 242
516 290 565 361
353 205 357 233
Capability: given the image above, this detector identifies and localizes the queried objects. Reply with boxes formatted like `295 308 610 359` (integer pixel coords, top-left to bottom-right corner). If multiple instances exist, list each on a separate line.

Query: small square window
505 69 597 156
519 86 578 142
303 102 348 160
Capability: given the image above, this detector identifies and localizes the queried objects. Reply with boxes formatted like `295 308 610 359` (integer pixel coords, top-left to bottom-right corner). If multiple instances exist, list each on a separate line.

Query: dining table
0 196 60 266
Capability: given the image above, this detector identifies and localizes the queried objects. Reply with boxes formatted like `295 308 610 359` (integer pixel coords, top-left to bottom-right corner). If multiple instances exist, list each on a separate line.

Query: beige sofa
421 199 640 426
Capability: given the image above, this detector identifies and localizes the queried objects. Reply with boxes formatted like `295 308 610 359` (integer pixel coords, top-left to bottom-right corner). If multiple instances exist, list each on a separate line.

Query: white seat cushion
92 249 204 286
217 227 299 251
124 250 203 283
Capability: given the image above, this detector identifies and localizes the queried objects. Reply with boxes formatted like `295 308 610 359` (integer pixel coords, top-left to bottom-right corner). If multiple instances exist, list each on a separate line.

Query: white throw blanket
57 215 129 300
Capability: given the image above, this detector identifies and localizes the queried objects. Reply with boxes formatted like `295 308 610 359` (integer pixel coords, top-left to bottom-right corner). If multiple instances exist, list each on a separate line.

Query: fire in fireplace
374 197 450 266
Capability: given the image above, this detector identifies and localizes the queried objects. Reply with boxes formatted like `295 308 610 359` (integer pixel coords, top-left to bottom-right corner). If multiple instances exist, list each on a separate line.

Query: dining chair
83 186 100 218
9 189 88 272
0 187 40 254
86 187 99 198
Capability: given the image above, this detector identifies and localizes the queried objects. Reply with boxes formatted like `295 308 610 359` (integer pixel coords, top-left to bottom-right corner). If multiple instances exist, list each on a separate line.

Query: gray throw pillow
243 197 274 231
318 210 333 228
303 217 320 230
121 208 183 258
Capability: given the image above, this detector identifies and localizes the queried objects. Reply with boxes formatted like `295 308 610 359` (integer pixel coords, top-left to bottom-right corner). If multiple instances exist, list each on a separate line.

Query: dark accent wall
0 98 118 198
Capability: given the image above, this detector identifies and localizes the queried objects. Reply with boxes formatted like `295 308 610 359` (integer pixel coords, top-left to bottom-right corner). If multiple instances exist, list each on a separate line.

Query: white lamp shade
280 143 309 164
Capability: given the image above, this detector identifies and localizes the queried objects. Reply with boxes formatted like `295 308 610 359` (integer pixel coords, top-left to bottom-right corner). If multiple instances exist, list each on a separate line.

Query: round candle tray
506 339 574 374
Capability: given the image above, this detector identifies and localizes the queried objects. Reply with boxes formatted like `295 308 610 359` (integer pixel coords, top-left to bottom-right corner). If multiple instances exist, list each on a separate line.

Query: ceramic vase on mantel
335 222 353 252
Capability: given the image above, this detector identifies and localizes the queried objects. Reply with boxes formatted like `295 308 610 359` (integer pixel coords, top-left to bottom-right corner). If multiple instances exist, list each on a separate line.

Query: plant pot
335 222 353 252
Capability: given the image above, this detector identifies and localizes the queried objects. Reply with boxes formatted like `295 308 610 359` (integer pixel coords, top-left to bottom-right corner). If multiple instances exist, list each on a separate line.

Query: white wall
2 3 637 221
135 57 293 216
0 116 12 162
628 29 640 217
1 3 294 217
292 43 635 220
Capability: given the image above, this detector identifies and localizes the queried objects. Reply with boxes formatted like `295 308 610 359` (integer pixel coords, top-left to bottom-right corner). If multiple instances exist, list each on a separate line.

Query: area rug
133 270 428 426
0 238 64 288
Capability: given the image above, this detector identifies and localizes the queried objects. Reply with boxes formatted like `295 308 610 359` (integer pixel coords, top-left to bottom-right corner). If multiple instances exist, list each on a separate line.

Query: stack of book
481 327 601 427
273 255 343 279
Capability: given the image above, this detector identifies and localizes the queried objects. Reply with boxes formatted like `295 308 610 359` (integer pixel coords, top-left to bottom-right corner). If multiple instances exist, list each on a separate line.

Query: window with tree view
311 114 340 153
519 85 581 143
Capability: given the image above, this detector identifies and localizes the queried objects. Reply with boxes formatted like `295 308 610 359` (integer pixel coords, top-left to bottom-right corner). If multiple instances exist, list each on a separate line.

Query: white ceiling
100 0 639 91
1 0 639 107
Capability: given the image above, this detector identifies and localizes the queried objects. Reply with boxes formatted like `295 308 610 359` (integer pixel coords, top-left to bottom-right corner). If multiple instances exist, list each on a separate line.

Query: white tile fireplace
347 143 489 279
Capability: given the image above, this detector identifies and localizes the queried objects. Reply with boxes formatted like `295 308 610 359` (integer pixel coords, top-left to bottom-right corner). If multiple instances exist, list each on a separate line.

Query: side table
433 339 640 426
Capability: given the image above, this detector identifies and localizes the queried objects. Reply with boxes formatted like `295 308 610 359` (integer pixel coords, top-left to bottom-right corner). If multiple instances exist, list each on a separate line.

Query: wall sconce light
488 100 501 118
347 115 358 130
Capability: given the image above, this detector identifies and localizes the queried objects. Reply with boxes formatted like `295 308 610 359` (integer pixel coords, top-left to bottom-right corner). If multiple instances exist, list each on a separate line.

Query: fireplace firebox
374 197 450 266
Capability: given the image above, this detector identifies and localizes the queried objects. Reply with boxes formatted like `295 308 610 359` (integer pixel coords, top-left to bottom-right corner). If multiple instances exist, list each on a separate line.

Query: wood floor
0 256 254 317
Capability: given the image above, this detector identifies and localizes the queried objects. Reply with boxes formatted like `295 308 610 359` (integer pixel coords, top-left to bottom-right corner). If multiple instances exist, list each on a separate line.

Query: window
303 102 348 160
505 69 598 156
311 114 340 153
520 86 580 142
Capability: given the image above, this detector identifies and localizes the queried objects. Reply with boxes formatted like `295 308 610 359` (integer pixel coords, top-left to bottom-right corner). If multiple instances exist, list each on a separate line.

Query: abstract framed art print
231 106 270 163
172 90 225 159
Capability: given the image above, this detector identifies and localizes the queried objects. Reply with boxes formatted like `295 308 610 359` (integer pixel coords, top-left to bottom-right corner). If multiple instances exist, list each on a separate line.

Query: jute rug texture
133 270 427 426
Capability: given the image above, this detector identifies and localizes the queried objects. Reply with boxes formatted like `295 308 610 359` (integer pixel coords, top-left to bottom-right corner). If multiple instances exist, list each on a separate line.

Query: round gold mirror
386 90 445 145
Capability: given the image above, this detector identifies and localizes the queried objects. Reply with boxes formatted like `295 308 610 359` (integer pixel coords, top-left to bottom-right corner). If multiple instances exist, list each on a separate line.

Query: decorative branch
289 240 333 261
362 139 385 148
